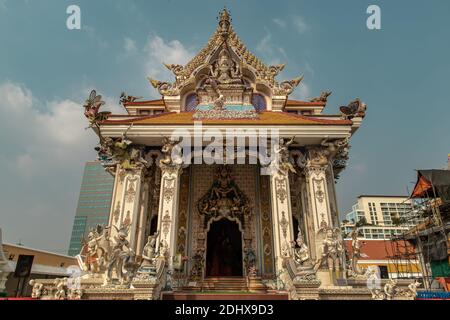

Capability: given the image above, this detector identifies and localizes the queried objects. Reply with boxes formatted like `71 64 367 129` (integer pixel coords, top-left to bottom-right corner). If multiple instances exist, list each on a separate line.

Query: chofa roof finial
219 7 231 23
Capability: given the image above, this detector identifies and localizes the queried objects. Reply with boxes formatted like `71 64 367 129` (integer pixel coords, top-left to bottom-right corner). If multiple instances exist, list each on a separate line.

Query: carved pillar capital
306 138 350 171
159 163 183 178
304 164 328 180
306 146 330 169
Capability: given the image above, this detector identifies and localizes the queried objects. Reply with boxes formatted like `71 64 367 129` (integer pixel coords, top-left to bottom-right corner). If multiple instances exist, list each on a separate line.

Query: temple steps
202 276 248 291
163 277 290 300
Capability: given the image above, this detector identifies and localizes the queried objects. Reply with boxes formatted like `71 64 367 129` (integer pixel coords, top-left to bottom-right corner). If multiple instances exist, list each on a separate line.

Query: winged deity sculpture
83 90 111 127
339 98 367 119
273 137 296 174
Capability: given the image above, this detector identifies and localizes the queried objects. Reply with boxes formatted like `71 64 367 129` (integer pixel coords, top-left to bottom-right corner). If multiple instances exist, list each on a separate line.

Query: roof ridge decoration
149 8 303 97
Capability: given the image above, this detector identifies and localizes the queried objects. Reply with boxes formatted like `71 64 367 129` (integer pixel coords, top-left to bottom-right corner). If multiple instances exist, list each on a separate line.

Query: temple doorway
205 218 243 277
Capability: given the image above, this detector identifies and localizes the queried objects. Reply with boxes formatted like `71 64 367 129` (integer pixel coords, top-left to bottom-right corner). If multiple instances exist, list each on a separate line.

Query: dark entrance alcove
205 218 243 277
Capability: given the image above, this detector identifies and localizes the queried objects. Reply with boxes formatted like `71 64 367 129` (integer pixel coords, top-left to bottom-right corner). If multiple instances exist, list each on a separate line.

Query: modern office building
67 162 114 256
341 195 418 240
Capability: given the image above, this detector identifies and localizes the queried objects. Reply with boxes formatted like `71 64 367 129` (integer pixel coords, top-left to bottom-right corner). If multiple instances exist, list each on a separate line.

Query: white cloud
16 153 34 179
0 0 7 11
256 31 288 66
83 25 109 49
272 18 286 28
290 81 311 101
0 81 105 251
0 81 98 176
305 62 315 76
292 16 309 34
144 34 195 80
124 37 137 54
0 81 33 113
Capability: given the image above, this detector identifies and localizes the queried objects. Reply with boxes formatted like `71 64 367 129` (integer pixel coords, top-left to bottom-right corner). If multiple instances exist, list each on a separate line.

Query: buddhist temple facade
30 9 401 301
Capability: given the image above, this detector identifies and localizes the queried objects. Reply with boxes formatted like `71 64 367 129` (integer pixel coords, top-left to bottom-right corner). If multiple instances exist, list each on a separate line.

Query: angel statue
141 231 160 268
78 225 110 276
272 137 296 175
290 229 317 280
204 76 225 110
384 278 398 300
293 235 310 266
406 280 421 298
160 137 181 166
105 225 135 285
315 228 343 280
83 90 111 127
308 138 349 167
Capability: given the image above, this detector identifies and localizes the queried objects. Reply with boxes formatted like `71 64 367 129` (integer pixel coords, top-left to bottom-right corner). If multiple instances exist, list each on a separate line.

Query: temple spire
217 7 232 37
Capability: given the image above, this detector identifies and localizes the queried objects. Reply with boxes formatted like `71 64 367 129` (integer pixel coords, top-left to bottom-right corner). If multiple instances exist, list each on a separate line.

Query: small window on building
252 93 266 112
8 254 15 261
379 265 389 279
185 93 199 111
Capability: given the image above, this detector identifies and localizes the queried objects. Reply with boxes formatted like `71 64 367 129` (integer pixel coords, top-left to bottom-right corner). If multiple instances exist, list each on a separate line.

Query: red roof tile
101 111 351 126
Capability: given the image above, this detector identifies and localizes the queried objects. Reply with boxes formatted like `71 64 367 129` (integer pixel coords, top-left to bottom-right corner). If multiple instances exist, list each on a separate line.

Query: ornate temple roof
149 8 303 98
88 8 365 136
176 10 277 85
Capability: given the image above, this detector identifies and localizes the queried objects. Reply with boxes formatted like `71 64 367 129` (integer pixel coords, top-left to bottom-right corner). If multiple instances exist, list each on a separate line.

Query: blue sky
0 0 449 253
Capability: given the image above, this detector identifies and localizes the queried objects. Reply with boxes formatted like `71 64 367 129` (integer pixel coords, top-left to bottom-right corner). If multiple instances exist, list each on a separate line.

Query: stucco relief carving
275 177 288 204
161 211 171 240
280 211 288 239
125 177 138 203
113 201 121 224
260 175 275 275
197 165 251 225
162 178 175 203
312 178 325 203
281 240 291 258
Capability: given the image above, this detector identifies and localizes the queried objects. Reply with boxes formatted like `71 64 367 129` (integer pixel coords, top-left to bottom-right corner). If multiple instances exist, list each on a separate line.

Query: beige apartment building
341 195 418 240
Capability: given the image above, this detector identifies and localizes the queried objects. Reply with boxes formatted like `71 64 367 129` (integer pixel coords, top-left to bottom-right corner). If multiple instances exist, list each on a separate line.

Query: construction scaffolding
385 170 450 291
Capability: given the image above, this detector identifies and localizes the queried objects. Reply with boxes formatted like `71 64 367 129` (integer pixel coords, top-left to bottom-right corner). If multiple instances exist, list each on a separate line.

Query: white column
269 170 295 278
108 166 146 250
305 165 333 233
305 163 343 286
156 164 183 271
